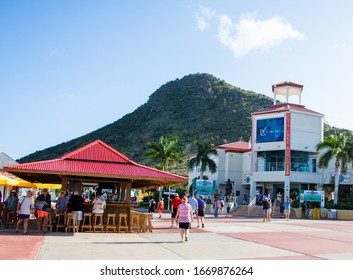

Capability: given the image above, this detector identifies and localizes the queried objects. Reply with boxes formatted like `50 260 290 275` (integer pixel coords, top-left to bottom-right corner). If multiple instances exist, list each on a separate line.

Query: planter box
292 208 301 218
336 210 353 220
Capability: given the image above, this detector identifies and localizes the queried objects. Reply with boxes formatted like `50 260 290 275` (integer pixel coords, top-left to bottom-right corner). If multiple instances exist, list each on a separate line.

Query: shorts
267 209 272 214
179 222 191 229
171 208 178 218
73 211 83 221
262 209 268 216
56 208 66 214
18 214 30 220
284 209 290 214
37 210 49 218
197 209 205 217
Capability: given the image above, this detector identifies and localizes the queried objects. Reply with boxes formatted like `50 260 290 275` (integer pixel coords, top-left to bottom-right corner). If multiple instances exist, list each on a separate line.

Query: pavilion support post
125 181 132 232
122 184 126 202
61 176 68 192
125 181 132 203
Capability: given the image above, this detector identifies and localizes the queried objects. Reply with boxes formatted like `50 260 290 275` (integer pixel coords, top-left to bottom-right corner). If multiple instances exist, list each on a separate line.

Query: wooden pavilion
4 140 188 232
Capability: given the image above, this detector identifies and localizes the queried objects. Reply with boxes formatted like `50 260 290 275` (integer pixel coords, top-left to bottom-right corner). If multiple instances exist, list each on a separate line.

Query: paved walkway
1 213 353 260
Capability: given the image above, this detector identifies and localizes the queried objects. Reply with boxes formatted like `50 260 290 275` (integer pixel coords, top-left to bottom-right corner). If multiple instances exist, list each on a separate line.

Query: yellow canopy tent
0 179 7 185
33 183 61 190
0 173 20 186
0 172 61 189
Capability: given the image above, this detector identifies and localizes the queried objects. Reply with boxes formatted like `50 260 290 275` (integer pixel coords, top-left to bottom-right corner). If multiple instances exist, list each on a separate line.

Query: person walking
261 198 270 222
197 195 206 228
213 197 221 217
2 190 18 226
35 188 51 232
157 197 164 218
148 196 156 218
16 190 34 234
170 193 182 228
243 193 248 205
267 200 272 222
284 197 293 221
175 196 193 242
187 194 198 218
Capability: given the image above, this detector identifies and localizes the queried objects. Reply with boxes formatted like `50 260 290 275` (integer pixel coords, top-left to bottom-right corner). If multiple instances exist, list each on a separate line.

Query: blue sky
1 0 353 160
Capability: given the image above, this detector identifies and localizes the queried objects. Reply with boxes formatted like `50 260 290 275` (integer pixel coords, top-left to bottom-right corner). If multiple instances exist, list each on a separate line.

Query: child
226 202 231 217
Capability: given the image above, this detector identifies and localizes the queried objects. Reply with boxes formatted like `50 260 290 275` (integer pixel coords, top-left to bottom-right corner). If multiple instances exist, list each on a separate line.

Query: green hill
18 73 347 175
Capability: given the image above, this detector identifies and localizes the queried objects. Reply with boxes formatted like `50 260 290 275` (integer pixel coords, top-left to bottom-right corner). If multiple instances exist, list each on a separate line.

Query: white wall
291 112 323 152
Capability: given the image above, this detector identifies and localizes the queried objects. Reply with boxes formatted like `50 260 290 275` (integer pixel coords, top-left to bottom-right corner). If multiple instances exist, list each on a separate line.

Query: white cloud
195 6 216 31
196 7 304 57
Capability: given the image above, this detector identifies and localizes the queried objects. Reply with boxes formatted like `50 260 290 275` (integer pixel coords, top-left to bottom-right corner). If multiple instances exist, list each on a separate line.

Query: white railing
247 197 257 215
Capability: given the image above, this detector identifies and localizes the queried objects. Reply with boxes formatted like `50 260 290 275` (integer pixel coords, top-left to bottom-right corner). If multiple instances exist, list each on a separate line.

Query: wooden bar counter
82 202 136 232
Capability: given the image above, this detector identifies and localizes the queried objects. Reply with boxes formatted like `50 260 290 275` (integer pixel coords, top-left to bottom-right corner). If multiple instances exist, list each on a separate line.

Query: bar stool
146 213 153 232
130 212 140 233
105 213 116 233
139 213 147 233
4 211 16 228
117 213 129 233
66 213 79 233
81 213 92 232
47 211 54 232
93 213 104 232
56 213 65 232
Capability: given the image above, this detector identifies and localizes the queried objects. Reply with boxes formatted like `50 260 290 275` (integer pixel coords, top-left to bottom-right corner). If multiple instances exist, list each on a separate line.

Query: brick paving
1 214 353 260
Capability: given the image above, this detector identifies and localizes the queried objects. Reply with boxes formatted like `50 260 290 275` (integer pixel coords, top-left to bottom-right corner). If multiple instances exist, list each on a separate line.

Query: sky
1 0 353 160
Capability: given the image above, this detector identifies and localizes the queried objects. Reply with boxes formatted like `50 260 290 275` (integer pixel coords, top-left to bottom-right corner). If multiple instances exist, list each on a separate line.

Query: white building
188 141 251 200
188 82 353 203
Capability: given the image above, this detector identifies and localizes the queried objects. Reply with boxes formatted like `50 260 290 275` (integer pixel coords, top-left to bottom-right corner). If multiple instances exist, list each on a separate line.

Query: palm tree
316 132 353 205
145 135 185 172
145 135 185 201
188 140 218 180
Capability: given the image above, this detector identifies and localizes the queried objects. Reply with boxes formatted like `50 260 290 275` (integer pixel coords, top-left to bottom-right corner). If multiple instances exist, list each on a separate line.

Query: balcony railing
258 162 316 173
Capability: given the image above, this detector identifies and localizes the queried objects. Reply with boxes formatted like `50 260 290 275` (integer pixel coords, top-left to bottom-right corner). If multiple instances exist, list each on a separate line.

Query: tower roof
272 81 304 105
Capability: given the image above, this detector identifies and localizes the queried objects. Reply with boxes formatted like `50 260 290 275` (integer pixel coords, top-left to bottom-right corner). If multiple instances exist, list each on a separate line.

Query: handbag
34 202 45 210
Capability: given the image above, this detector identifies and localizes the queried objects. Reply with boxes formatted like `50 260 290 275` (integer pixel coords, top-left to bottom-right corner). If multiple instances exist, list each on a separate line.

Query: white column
284 176 290 200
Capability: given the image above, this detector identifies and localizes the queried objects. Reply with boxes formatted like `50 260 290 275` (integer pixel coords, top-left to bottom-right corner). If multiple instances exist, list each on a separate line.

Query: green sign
300 190 325 207
195 180 214 195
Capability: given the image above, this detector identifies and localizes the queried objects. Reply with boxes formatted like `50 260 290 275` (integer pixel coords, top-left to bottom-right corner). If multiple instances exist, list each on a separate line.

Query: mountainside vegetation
18 73 350 176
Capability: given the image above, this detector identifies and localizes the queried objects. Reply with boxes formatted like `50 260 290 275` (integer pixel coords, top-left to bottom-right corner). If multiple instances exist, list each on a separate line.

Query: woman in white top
16 190 34 234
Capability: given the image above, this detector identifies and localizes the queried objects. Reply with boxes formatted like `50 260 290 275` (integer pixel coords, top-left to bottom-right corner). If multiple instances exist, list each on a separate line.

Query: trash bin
320 208 327 219
312 208 320 219
307 209 312 219
328 209 336 220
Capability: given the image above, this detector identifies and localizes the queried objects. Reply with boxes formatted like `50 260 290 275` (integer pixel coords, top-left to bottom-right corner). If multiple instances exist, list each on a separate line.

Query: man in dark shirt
69 191 84 227
35 188 52 232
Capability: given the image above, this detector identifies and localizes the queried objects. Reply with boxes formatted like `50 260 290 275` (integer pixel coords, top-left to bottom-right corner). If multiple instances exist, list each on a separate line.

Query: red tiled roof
272 81 304 92
216 141 251 153
4 140 187 187
252 103 324 116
